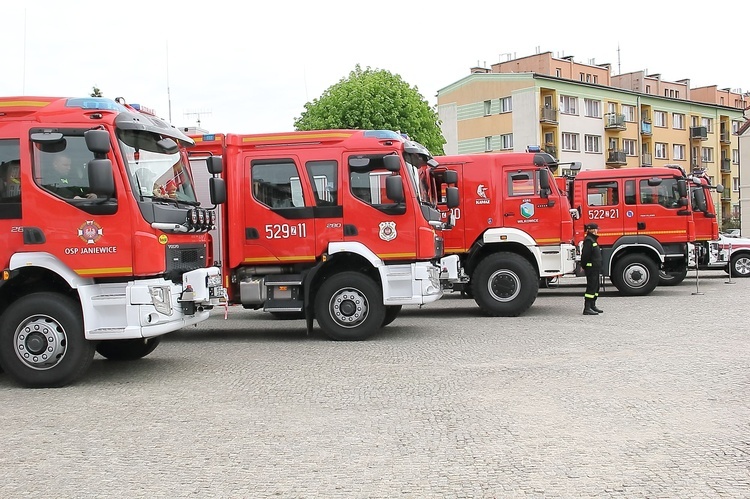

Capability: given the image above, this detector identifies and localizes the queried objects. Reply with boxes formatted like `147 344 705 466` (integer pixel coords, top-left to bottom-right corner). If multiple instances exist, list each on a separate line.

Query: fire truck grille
165 243 207 273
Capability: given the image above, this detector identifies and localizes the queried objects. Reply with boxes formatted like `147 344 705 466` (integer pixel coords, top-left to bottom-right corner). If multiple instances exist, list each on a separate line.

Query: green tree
90 85 102 97
294 65 445 155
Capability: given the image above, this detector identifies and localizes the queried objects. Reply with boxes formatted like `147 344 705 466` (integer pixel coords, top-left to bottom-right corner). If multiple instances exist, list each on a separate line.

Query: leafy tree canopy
294 65 445 155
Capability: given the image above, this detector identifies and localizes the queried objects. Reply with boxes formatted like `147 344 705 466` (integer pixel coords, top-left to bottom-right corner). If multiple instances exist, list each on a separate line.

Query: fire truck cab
188 130 458 341
435 152 577 316
0 96 225 387
566 166 693 295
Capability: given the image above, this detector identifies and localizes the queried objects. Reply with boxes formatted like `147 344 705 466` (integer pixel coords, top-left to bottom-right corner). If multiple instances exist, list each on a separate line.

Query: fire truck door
635 176 687 244
580 179 625 246
243 157 317 265
504 168 560 242
342 154 417 261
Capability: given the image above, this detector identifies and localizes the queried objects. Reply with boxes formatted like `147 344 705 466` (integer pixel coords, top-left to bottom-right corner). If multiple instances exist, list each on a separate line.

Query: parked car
723 229 741 238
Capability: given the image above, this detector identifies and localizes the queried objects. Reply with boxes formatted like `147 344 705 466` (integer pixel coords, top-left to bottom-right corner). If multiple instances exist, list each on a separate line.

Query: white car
704 234 750 277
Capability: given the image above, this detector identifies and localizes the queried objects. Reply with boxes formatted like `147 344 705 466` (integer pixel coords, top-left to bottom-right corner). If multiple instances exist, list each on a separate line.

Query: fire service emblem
520 202 535 219
78 220 103 244
379 221 397 241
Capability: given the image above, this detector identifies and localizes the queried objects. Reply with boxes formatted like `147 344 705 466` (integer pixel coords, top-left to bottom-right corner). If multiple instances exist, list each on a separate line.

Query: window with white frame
733 149 739 164
560 95 578 115
484 136 492 152
701 117 713 133
733 177 739 191
584 99 601 118
733 121 741 133
673 144 685 160
584 135 601 153
701 147 714 163
484 100 491 116
672 113 685 129
562 132 580 151
654 111 667 127
622 105 635 122
655 142 668 159
499 96 512 113
623 139 637 156
500 133 513 150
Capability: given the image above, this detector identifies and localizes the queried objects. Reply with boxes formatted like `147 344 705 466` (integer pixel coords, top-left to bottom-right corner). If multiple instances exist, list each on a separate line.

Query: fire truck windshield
117 129 199 204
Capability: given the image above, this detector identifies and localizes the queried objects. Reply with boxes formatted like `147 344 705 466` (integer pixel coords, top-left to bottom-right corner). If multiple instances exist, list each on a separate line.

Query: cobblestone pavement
1 271 748 498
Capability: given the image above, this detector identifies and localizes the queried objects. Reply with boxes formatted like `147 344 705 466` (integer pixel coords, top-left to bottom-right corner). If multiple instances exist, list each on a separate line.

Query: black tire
381 305 402 327
269 311 306 320
314 272 385 341
471 252 538 317
0 292 94 388
96 337 161 361
610 254 659 296
658 266 688 286
729 253 750 277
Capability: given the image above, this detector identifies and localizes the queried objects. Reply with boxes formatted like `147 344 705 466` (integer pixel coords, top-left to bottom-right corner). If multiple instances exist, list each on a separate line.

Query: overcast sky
2 0 747 134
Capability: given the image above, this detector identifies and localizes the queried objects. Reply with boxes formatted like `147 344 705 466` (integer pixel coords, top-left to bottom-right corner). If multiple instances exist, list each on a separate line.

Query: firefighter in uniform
581 222 604 315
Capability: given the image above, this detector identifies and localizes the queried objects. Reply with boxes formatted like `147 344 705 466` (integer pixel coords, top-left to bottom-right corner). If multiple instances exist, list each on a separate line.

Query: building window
655 142 668 159
560 95 578 115
584 135 601 153
665 89 669 97
654 111 667 127
499 133 513 150
675 91 679 99
701 117 713 133
593 75 598 84
485 136 492 152
584 99 601 118
645 85 651 94
499 96 512 113
701 147 714 163
673 144 685 160
556 68 562 77
733 177 739 192
562 132 580 152
483 100 491 116
733 121 741 133
580 72 585 81
721 97 725 105
733 149 739 164
691 116 699 127
623 139 637 156
622 105 635 122
672 113 684 129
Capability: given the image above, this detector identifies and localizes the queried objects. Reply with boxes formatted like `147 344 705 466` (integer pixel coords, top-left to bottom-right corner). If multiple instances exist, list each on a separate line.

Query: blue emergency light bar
65 97 127 112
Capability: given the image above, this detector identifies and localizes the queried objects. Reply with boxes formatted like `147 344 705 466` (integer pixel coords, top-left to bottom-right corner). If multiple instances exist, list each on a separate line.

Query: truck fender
482 228 541 265
327 242 385 269
9 252 92 289
607 236 664 273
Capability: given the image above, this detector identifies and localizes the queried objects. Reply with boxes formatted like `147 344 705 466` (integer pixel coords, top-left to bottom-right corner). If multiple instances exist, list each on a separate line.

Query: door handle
504 212 514 217
637 222 646 230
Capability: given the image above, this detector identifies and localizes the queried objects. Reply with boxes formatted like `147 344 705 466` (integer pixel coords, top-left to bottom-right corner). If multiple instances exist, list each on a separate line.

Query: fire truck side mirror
677 179 688 197
84 129 111 155
445 186 459 208
157 138 179 155
444 170 458 185
385 175 404 203
206 156 223 174
647 177 663 187
209 177 226 205
88 158 115 197
715 184 724 194
383 155 401 173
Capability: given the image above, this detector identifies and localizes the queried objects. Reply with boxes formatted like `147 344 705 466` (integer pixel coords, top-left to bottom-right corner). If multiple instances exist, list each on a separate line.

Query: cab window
507 170 536 197
251 160 305 209
0 139 21 219
586 181 619 206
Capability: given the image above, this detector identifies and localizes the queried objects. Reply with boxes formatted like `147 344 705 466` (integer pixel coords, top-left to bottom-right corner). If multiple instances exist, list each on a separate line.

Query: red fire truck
564 166 694 295
0 96 225 387
433 152 578 316
187 130 458 341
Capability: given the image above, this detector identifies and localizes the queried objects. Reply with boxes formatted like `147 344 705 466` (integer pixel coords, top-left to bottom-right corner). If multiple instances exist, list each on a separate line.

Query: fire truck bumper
538 243 577 277
380 261 443 306
79 268 225 341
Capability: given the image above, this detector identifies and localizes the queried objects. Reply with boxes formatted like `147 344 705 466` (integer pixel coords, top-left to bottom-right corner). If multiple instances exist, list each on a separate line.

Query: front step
264 299 304 312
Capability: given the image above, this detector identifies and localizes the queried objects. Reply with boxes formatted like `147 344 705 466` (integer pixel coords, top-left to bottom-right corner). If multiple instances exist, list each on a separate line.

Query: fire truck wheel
729 254 750 277
471 252 538 317
611 254 659 296
382 305 402 327
95 337 161 361
658 267 688 286
314 272 385 341
0 292 95 388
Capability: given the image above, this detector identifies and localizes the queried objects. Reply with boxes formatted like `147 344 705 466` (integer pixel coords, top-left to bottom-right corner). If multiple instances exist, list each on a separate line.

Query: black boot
591 299 603 313
583 298 598 315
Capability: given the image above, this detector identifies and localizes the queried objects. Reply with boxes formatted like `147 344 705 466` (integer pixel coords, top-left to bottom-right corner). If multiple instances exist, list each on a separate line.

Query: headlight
149 285 173 316
206 274 222 288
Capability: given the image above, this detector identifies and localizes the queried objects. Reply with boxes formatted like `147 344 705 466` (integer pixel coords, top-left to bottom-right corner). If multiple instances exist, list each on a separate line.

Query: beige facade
438 53 748 228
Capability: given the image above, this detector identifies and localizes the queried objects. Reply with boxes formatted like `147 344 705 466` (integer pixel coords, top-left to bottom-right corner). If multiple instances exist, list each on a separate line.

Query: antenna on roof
185 109 212 128
617 43 621 74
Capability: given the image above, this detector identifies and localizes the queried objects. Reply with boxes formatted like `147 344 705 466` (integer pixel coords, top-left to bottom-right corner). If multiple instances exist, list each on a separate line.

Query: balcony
540 107 558 123
690 126 707 140
721 159 732 172
606 150 627 167
544 145 557 157
641 121 652 136
641 153 653 166
605 113 626 130
720 131 731 143
721 190 732 201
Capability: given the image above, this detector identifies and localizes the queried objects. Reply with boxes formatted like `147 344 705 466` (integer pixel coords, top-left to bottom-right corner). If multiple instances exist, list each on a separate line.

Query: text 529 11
265 223 308 239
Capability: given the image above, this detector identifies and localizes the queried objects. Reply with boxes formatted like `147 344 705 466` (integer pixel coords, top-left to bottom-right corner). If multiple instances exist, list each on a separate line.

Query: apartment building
437 52 747 226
